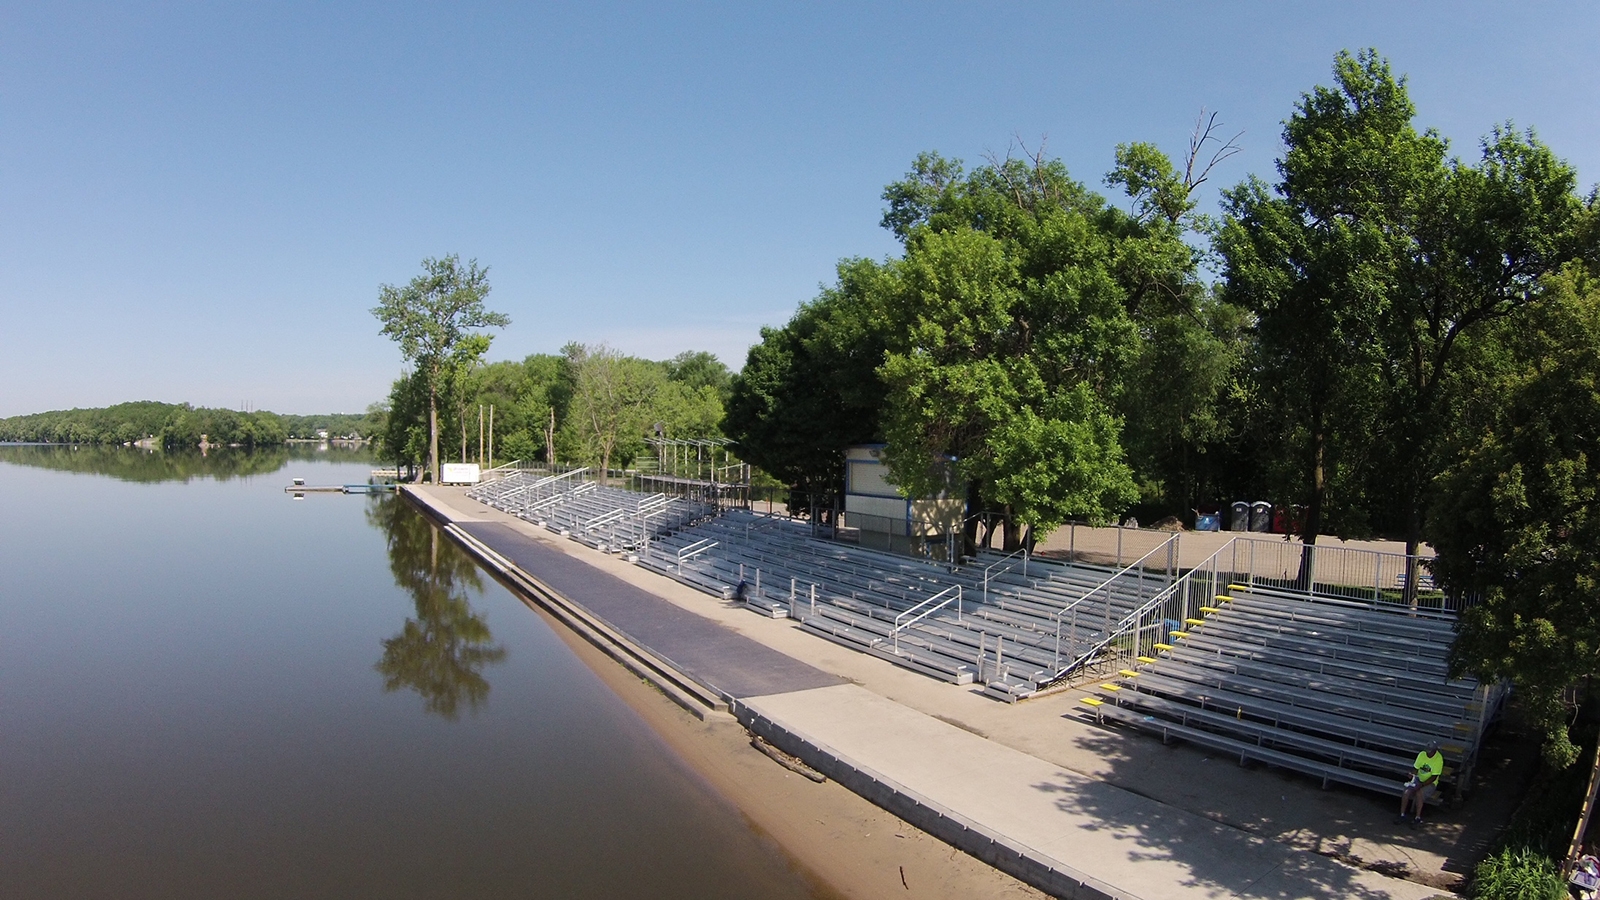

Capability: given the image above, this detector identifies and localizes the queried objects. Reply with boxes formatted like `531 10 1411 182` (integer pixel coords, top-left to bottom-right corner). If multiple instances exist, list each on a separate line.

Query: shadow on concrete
1036 708 1524 896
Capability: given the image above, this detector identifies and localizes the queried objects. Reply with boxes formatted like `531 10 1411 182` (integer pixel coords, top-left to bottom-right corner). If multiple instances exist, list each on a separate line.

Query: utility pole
1567 735 1600 873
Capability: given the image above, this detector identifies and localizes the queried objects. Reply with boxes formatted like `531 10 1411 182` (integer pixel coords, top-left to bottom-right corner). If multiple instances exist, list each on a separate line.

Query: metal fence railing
1225 537 1473 613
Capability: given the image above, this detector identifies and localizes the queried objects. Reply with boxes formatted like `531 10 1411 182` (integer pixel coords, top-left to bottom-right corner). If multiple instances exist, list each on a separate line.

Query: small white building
843 445 963 558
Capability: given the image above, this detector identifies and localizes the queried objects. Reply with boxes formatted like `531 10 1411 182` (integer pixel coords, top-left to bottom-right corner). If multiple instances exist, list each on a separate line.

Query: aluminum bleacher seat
1081 581 1495 799
626 509 1174 697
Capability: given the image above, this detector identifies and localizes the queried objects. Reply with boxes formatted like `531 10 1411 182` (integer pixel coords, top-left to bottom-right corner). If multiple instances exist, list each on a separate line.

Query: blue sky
2 2 1596 416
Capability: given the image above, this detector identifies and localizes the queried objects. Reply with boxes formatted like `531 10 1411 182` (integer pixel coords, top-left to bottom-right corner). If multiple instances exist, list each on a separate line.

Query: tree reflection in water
367 495 507 720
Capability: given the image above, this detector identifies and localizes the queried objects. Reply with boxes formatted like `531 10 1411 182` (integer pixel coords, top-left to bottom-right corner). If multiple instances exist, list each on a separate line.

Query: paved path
457 520 845 700
740 684 1445 900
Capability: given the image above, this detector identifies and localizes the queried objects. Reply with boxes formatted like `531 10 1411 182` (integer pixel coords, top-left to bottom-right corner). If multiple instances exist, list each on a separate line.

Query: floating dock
283 483 397 495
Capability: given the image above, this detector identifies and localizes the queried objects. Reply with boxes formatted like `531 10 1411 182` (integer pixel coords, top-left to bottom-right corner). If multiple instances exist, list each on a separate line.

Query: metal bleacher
464 473 1500 800
1078 556 1502 799
637 509 1173 700
467 469 719 554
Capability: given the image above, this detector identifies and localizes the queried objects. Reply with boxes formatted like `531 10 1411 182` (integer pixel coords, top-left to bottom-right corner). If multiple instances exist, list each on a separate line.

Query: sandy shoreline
518 594 1047 899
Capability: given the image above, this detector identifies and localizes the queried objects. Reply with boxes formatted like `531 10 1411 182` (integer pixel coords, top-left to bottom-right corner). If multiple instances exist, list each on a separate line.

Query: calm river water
0 446 821 899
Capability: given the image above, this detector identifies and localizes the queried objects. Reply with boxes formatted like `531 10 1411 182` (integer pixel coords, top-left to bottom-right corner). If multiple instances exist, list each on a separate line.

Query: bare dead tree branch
981 145 1028 208
1185 109 1244 193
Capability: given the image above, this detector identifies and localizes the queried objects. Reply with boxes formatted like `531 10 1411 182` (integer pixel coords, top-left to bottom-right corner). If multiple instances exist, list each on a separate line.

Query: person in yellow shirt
1398 740 1444 827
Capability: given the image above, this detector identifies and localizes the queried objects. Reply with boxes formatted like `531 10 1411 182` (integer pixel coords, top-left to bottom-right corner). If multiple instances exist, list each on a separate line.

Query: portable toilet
1249 501 1273 532
1230 501 1250 532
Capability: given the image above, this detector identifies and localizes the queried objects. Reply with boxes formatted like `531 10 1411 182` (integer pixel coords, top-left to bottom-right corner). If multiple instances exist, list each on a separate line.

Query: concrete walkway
457 520 844 699
740 684 1445 900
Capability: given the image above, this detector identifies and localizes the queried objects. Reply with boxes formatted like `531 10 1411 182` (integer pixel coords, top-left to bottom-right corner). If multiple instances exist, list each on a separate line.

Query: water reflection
0 443 371 483
367 495 506 719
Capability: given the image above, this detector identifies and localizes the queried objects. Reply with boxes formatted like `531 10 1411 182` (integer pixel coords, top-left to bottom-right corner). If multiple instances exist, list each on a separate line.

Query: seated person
1397 740 1443 827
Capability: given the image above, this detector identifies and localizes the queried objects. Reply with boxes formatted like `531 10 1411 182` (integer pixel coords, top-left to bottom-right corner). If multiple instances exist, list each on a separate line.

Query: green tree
724 257 893 517
1381 124 1581 578
472 354 570 467
1218 50 1581 592
377 369 431 478
1433 267 1600 768
876 147 1211 549
372 256 509 484
1218 51 1439 575
664 350 733 400
1106 123 1252 515
563 343 663 477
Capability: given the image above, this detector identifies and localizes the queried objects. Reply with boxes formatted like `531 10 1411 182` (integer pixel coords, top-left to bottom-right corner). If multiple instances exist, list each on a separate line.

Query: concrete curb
733 698 1138 900
402 487 730 720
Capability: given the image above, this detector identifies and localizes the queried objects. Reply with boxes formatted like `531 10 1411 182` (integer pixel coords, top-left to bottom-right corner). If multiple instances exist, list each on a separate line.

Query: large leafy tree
1218 51 1439 574
372 256 509 484
1433 267 1600 767
876 149 1212 549
663 350 733 401
1106 132 1253 514
1218 50 1581 590
562 343 665 477
473 354 570 467
1382 125 1581 567
724 257 893 517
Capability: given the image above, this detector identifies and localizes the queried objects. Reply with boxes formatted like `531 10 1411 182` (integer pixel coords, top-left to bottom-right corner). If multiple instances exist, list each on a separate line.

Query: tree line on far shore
0 401 380 448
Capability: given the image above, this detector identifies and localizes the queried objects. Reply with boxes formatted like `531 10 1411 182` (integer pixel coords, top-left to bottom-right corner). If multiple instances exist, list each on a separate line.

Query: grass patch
1471 846 1566 900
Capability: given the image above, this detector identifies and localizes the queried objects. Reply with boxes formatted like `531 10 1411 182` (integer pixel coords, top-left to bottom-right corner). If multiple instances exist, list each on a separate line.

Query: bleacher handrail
1092 538 1238 672
892 585 963 653
981 547 1030 605
524 466 590 489
1046 532 1178 671
677 539 720 568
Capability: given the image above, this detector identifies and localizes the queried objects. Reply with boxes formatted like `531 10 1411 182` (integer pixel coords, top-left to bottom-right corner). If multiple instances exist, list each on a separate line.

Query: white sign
440 463 482 485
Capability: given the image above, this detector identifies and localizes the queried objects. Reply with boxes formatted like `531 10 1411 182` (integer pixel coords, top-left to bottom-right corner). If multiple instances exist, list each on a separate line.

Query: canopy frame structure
633 437 750 510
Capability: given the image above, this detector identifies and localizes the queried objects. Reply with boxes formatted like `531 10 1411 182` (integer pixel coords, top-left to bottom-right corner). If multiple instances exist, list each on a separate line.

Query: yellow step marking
1100 683 1121 691
1214 595 1234 603
1080 697 1103 707
1136 656 1158 664
1199 606 1221 614
1118 669 1140 678
1185 618 1206 626
1169 630 1190 638
1153 643 1173 651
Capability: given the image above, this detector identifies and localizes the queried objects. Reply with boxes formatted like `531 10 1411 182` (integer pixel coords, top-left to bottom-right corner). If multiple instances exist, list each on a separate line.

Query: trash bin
1230 501 1250 532
1250 501 1273 533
